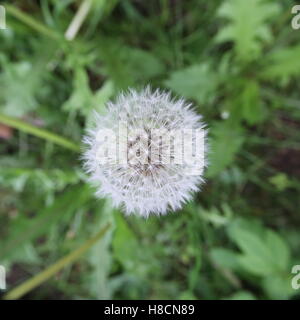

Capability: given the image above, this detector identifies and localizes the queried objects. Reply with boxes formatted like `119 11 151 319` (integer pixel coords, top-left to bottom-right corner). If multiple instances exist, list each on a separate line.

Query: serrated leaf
0 168 82 194
63 67 93 117
165 63 218 104
216 0 280 62
227 218 291 276
260 45 300 81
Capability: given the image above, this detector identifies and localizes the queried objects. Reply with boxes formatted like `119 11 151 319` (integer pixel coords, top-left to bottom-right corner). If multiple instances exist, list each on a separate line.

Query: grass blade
3 223 111 300
0 185 91 260
0 113 80 152
5 4 61 40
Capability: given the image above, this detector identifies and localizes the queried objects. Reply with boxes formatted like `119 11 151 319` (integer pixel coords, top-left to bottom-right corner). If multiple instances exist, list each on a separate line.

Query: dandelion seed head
82 87 207 217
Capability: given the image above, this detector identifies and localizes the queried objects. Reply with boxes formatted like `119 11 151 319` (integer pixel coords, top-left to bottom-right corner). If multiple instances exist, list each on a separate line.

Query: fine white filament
83 87 207 217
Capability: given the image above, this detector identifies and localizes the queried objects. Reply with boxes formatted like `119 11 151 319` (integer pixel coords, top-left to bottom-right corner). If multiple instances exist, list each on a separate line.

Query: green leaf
269 173 292 192
0 168 82 194
238 253 275 276
216 0 280 62
86 201 115 299
210 248 240 270
0 185 91 260
112 212 139 271
165 63 218 104
97 40 164 88
0 61 40 117
5 4 62 40
265 230 290 272
86 80 115 126
225 290 256 300
230 229 270 259
206 121 244 177
126 48 165 81
92 80 115 113
3 223 111 300
240 80 263 125
227 218 291 276
63 67 93 117
262 274 295 300
261 45 300 82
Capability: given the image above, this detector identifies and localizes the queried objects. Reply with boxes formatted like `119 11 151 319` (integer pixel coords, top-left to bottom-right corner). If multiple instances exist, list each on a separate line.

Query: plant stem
65 0 93 41
0 113 80 152
3 223 111 300
5 4 61 40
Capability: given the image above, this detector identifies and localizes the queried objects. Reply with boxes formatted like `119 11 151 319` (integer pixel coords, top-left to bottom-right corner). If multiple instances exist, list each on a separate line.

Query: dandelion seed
82 87 207 217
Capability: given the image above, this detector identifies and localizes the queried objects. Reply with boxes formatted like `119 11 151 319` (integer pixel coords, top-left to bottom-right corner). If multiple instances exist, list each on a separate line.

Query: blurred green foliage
0 0 300 300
